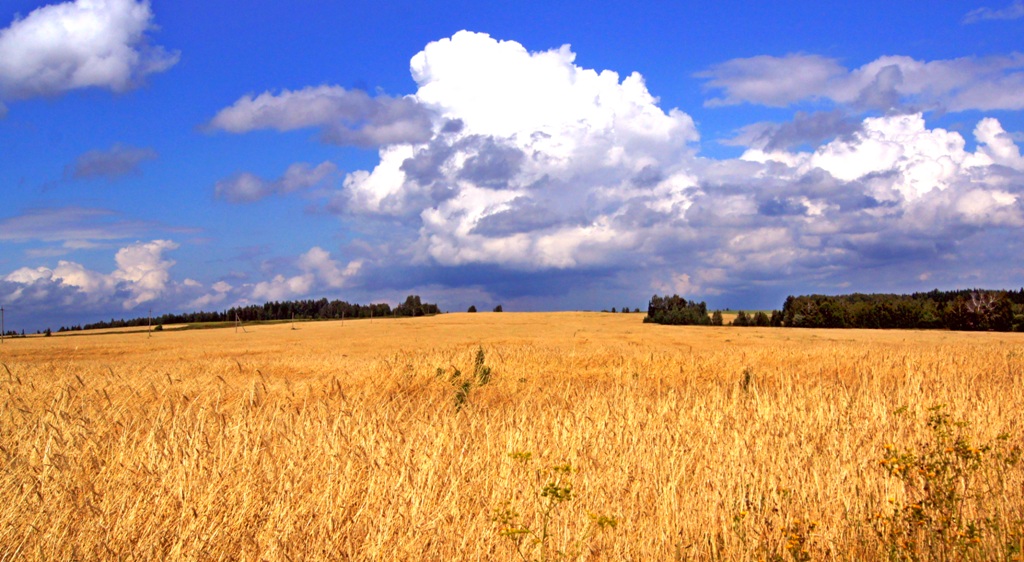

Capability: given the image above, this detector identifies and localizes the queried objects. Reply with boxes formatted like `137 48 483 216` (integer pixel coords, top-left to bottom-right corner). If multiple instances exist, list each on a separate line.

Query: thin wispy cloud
215 162 337 203
699 53 1024 112
65 144 157 181
206 86 434 147
964 0 1024 23
721 110 863 151
0 207 151 243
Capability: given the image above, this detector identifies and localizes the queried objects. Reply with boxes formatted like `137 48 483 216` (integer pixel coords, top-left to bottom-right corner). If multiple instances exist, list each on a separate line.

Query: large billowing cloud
206 86 434 147
699 53 1024 112
743 114 1024 202
306 32 1024 302
340 31 700 270
0 0 177 108
187 30 1024 311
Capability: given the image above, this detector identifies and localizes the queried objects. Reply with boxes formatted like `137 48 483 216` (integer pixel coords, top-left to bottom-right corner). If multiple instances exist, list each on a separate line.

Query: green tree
818 301 847 328
712 310 723 326
468 305 478 313
943 297 973 331
988 293 1014 331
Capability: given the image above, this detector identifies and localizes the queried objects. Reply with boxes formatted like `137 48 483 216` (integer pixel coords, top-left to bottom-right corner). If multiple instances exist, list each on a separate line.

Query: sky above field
2 0 1024 330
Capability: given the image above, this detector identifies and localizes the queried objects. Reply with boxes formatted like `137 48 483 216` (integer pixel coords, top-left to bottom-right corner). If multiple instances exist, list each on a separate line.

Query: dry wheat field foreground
1 312 1022 561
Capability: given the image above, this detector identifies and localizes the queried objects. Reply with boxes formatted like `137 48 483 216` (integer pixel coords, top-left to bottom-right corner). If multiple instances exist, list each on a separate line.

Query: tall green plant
493 453 617 561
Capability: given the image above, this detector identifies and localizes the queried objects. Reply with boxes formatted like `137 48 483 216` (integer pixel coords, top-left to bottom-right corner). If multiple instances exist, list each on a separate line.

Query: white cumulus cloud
2 239 179 309
0 0 177 106
341 31 700 270
728 114 1024 275
111 239 178 307
250 247 362 300
183 280 233 310
744 113 1024 206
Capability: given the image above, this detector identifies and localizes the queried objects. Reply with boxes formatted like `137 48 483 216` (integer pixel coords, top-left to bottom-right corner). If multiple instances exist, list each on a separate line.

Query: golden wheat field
1 312 1022 561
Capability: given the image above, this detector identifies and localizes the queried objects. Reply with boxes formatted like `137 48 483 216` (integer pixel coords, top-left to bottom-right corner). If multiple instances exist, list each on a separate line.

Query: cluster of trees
58 295 441 333
645 295 782 327
467 305 504 312
391 295 442 317
730 310 782 327
644 295 713 325
781 290 1024 331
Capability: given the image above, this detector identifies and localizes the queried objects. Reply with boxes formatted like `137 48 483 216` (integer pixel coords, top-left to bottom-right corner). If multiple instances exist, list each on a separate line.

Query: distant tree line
781 289 1024 331
57 295 440 333
644 289 1024 332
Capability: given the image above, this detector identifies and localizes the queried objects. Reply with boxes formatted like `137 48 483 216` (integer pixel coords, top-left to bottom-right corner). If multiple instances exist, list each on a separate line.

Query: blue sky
2 0 1024 331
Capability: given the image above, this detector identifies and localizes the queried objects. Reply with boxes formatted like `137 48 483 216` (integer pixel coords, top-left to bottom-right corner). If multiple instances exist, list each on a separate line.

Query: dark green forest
56 295 440 333
644 295 713 326
646 289 1024 332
